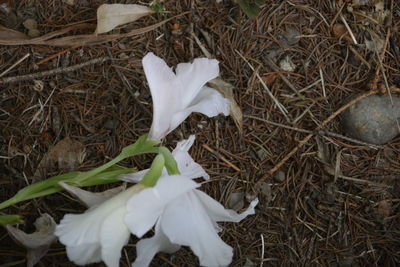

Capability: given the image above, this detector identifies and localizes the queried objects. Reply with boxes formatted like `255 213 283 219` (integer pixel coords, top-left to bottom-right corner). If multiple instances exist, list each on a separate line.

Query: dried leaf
332 23 352 42
208 78 243 133
261 73 277 86
279 55 296 72
376 199 391 219
59 182 126 208
6 214 56 267
255 181 272 202
95 4 153 34
0 18 170 46
0 25 29 40
34 137 86 180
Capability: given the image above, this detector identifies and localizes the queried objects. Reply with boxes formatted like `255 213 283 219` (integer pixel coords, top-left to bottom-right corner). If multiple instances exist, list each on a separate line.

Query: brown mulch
1 0 400 266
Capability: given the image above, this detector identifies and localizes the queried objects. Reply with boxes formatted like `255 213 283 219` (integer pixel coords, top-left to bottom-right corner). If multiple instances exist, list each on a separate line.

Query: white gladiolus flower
123 136 259 267
143 53 230 140
54 184 145 267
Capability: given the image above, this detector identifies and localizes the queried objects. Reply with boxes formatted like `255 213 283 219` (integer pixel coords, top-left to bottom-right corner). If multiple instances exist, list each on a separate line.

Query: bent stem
0 134 159 212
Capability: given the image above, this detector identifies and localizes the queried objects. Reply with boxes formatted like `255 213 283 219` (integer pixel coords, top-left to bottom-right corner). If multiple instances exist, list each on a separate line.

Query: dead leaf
6 214 56 267
261 73 277 86
376 199 391 219
0 25 29 40
0 17 173 46
332 23 352 42
95 4 153 34
208 78 243 133
34 137 85 180
255 181 272 203
279 55 296 72
59 182 126 208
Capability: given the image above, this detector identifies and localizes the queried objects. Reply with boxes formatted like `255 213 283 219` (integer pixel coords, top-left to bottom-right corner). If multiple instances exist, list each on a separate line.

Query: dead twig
0 57 109 84
202 144 241 172
261 89 379 180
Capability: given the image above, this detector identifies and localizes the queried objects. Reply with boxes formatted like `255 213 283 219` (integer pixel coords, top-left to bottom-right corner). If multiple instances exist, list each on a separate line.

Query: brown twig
262 90 379 181
0 57 109 84
202 144 241 172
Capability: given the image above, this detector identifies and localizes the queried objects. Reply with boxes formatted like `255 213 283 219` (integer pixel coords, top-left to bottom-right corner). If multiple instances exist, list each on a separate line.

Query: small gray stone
23 18 38 30
274 170 286 182
341 95 400 145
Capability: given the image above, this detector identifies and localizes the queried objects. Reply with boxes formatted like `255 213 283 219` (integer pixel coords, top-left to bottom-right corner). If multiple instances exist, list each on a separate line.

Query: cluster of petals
55 53 258 267
55 136 258 267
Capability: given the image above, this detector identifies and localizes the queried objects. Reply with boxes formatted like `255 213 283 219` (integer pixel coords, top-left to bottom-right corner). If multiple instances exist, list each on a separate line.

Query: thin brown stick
35 45 80 66
0 57 109 84
261 90 379 181
202 144 241 172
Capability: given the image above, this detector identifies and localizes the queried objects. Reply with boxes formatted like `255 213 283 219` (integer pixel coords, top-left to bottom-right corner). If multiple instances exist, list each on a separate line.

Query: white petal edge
100 207 131 267
161 193 233 267
59 182 125 208
175 58 219 108
172 135 209 180
194 190 259 223
143 53 183 140
66 243 102 265
125 175 200 238
170 87 230 132
132 222 180 267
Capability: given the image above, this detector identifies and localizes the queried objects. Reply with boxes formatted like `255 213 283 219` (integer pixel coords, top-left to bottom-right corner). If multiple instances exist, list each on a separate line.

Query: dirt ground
1 0 400 266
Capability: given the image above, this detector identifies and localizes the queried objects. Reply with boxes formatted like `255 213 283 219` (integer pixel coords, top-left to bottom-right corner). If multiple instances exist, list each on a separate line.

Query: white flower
123 136 259 267
54 184 145 267
143 53 230 140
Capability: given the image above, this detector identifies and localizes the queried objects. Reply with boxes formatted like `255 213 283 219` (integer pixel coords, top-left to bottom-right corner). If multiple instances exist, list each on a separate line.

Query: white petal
195 190 258 223
171 86 230 130
175 58 219 107
125 175 200 238
66 243 102 265
132 222 180 267
100 207 130 267
55 212 102 247
119 169 147 183
161 193 233 267
143 53 183 140
188 86 230 117
59 182 125 208
174 134 196 152
172 139 209 180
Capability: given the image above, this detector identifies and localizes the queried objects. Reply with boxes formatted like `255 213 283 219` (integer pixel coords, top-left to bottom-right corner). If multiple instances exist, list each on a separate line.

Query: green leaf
158 147 180 175
0 214 24 226
140 154 165 187
150 1 165 13
0 134 158 211
236 0 265 18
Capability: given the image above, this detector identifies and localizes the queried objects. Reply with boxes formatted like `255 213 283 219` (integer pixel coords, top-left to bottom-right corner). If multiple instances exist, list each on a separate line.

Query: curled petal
175 58 219 107
188 86 230 117
161 193 233 267
119 169 148 183
59 182 125 208
132 222 180 267
125 175 199 237
195 190 259 223
171 87 230 131
172 135 209 180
